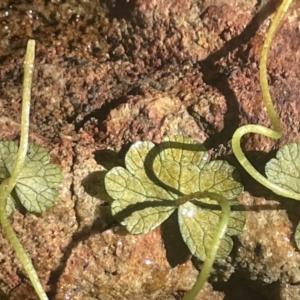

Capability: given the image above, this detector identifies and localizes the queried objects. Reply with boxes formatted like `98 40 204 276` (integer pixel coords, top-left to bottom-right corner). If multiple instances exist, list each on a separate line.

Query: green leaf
0 142 18 215
178 201 233 259
0 141 63 214
178 197 245 260
152 135 208 195
265 143 300 193
295 221 300 250
265 143 300 250
105 135 245 260
105 141 176 234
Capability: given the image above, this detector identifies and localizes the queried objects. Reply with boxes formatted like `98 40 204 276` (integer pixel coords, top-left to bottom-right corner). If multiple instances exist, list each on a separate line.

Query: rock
1 0 300 299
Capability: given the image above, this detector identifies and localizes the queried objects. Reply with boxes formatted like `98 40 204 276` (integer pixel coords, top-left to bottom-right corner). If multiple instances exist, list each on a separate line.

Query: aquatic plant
105 0 300 298
105 135 246 299
232 0 300 248
233 0 300 248
0 40 62 300
232 0 296 198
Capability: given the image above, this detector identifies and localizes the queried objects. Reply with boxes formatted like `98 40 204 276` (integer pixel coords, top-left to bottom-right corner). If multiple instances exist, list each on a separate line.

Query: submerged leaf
178 201 233 259
266 143 300 193
0 142 18 215
178 197 245 260
0 141 63 214
105 135 246 260
105 141 176 234
265 143 300 250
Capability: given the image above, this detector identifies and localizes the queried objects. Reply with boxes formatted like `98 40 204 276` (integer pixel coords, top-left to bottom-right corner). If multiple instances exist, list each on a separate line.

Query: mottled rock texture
1 0 300 299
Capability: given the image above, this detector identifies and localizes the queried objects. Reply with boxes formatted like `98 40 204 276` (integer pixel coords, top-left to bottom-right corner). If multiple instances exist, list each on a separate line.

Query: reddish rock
1 0 300 299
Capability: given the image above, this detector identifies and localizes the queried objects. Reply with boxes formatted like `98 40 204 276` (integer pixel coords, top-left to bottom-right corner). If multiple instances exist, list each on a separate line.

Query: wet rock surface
1 0 300 299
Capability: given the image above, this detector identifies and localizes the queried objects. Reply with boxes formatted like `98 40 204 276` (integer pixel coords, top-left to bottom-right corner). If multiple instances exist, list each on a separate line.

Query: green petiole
183 193 231 300
232 0 300 200
186 0 296 298
0 40 49 300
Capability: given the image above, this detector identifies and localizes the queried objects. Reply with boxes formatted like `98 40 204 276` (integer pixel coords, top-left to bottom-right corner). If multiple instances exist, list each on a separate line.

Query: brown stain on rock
1 0 300 299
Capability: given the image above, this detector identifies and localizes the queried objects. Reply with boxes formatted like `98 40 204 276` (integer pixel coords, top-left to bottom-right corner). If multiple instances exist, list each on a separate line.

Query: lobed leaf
105 135 246 259
266 143 300 194
0 141 63 214
105 141 176 234
265 143 300 250
178 201 233 260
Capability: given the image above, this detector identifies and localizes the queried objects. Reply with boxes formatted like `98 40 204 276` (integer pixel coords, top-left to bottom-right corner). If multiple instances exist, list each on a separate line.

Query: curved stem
183 193 231 300
0 40 49 300
233 124 300 200
232 0 298 199
259 0 291 135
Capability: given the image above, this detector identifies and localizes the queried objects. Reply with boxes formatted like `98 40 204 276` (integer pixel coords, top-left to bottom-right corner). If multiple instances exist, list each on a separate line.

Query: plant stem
0 40 49 300
232 0 300 199
183 193 231 300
